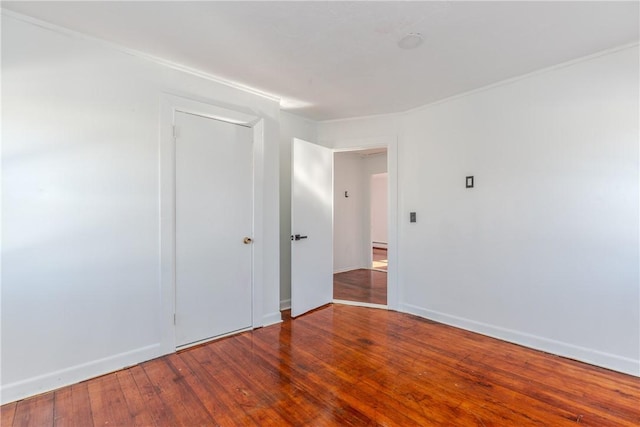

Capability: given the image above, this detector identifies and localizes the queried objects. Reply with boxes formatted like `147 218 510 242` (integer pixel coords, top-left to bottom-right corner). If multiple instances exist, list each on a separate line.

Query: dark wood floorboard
115 369 157 426
86 372 132 426
52 386 73 427
3 304 640 426
0 402 17 427
12 392 54 427
142 358 214 426
128 364 175 426
54 382 94 427
333 268 387 304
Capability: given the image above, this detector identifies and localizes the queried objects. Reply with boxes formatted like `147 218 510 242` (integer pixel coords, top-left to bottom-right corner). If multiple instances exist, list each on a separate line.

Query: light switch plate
466 176 474 188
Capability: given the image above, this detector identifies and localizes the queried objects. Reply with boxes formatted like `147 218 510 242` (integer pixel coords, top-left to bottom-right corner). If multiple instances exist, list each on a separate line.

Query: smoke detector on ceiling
397 33 424 49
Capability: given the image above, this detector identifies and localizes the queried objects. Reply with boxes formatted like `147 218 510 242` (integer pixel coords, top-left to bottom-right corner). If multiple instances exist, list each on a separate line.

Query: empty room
1 1 639 426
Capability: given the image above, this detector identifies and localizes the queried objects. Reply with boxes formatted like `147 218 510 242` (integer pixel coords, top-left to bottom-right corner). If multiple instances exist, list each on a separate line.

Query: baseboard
262 311 282 327
400 303 640 377
333 265 368 274
1 343 162 405
333 299 388 310
280 299 291 311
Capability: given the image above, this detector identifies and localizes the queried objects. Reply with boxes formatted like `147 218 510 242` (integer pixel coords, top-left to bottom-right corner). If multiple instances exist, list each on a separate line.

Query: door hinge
173 313 176 325
173 125 178 139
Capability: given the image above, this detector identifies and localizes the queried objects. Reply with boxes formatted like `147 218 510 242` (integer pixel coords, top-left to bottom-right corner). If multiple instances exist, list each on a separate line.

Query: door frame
330 136 398 311
159 94 264 354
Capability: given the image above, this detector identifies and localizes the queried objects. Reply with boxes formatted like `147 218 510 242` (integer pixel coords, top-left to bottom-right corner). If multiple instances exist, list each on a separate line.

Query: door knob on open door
291 234 308 241
243 237 253 244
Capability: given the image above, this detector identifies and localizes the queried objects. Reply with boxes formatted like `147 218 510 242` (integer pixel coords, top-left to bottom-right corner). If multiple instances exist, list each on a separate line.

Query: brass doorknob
243 237 253 244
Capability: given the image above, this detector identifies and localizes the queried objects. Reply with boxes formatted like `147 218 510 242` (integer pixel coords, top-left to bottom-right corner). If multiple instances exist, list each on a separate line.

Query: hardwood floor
333 248 388 305
333 269 387 305
2 305 639 426
372 247 388 271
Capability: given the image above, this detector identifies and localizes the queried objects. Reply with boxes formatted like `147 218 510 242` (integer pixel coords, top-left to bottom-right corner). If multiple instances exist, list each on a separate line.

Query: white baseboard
262 311 282 327
400 303 640 377
333 265 368 274
280 299 291 311
1 343 162 405
333 299 388 310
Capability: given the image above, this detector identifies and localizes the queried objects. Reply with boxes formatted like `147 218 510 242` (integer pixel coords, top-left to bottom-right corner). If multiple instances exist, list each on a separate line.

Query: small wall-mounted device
344 191 349 198
466 176 474 188
410 212 416 223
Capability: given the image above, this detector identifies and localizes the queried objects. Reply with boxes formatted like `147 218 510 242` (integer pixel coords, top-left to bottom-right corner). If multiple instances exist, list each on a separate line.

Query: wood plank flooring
333 269 387 305
2 305 639 426
333 248 388 304
372 247 388 271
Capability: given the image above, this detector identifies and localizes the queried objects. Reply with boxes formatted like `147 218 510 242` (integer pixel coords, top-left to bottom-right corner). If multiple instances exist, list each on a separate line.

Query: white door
291 138 333 317
175 111 253 347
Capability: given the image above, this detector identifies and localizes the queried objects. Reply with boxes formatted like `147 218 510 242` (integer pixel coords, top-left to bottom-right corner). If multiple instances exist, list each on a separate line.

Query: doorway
290 138 397 316
160 94 266 353
332 148 388 307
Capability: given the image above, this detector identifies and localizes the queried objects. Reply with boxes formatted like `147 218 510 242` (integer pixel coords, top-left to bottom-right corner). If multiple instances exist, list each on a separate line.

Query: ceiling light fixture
397 33 424 50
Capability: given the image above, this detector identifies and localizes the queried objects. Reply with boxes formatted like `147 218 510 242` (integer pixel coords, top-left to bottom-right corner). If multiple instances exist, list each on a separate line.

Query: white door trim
331 137 398 311
159 94 264 354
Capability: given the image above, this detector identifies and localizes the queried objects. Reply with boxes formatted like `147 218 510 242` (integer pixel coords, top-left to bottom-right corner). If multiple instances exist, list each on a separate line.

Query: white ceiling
3 1 639 121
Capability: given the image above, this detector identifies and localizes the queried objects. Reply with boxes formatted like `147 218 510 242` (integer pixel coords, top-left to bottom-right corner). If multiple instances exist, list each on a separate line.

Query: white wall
279 112 317 309
363 155 388 254
333 152 366 272
1 13 281 403
319 45 640 376
371 173 388 247
333 153 388 272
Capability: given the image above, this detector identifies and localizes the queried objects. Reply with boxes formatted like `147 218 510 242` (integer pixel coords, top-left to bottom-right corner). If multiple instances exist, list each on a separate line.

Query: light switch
466 176 474 188
410 212 416 223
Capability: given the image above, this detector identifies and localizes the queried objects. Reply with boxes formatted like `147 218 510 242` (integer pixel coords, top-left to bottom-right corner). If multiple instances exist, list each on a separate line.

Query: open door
291 138 333 317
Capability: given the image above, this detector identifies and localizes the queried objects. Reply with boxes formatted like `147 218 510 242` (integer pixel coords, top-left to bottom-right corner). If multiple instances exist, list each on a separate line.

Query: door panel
175 111 253 347
291 138 333 317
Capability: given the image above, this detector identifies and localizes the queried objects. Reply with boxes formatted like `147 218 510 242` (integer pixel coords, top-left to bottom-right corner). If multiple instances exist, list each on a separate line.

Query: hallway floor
333 269 386 305
372 247 387 271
